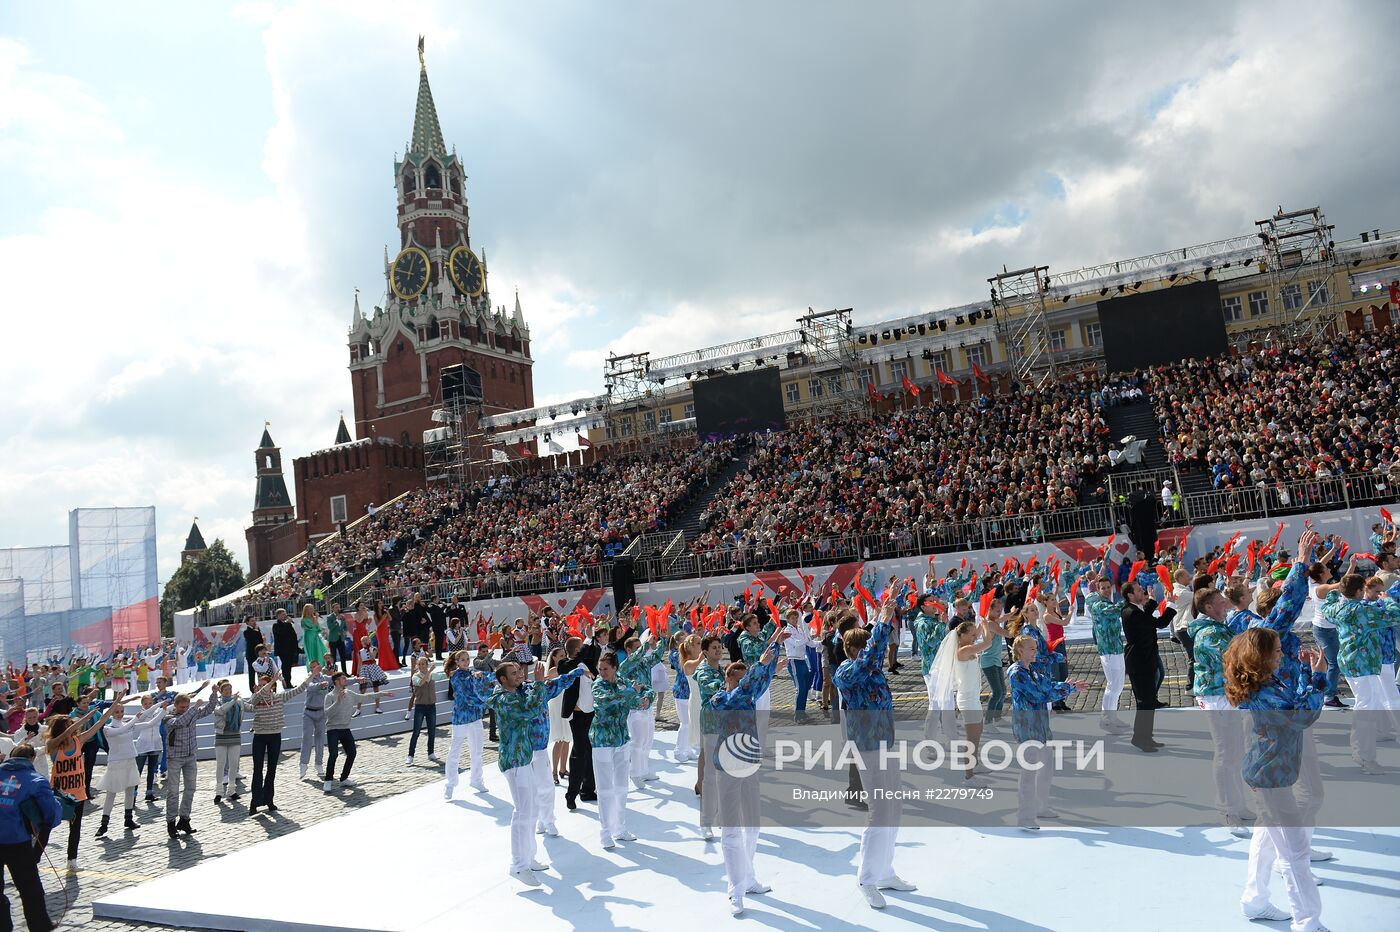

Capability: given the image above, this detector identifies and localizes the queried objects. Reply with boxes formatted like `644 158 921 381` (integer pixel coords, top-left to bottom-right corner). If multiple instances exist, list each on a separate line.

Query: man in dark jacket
559 635 598 808
242 615 265 692
0 744 63 932
1121 581 1175 752
271 609 300 688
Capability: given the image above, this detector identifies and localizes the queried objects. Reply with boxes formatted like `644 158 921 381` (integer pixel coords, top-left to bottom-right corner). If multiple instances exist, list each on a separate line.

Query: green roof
410 64 446 158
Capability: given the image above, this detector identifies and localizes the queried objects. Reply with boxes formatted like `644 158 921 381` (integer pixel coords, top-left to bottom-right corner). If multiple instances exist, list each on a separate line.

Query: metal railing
1178 470 1398 526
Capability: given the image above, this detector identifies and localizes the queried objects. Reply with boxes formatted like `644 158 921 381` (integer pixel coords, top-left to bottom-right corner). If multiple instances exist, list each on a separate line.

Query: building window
659 407 673 424
858 367 875 389
785 382 801 405
1281 283 1303 311
966 344 987 368
605 420 616 441
620 418 633 437
643 410 656 433
1308 279 1330 306
683 403 695 420
330 495 348 525
1047 328 1067 352
1083 322 1102 347
1221 295 1243 322
827 375 841 396
1248 290 1269 317
807 377 825 398
890 360 907 383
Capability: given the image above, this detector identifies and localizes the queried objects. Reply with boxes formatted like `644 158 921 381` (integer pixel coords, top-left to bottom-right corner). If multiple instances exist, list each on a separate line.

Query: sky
3 0 1399 587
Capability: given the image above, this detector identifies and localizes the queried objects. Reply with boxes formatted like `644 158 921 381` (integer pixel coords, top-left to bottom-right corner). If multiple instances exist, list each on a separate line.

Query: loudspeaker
441 364 483 404
1126 490 1159 558
612 556 637 610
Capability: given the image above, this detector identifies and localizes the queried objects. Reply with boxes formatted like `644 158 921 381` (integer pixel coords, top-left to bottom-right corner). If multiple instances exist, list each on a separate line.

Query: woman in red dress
349 602 373 678
373 599 400 672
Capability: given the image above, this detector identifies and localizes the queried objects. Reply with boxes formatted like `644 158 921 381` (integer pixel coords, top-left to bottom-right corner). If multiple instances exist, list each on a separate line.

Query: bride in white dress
927 617 994 784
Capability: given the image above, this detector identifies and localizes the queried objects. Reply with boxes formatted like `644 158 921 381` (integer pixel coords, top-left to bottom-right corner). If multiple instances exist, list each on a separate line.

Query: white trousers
592 745 630 843
214 744 241 791
1242 786 1324 932
1016 742 1054 825
922 673 958 741
175 666 191 685
717 751 761 898
532 748 556 831
627 710 654 777
502 763 538 873
300 709 326 773
1345 674 1388 764
675 696 692 759
445 719 486 792
1198 694 1248 816
856 746 899 885
1379 663 1400 738
1100 653 1125 717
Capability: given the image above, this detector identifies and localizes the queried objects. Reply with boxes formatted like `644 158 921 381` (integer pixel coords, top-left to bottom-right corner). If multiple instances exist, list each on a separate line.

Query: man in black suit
427 596 448 659
561 633 601 809
242 615 265 692
1121 581 1175 752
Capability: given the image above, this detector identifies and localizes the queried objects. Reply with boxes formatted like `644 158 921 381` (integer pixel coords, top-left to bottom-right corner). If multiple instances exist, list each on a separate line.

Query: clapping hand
1298 529 1319 559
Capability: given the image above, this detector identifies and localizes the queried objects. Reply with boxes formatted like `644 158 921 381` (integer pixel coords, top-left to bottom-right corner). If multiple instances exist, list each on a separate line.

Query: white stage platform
93 733 1400 931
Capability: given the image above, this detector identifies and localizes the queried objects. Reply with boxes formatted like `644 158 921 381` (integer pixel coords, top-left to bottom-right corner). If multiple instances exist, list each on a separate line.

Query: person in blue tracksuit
0 743 63 932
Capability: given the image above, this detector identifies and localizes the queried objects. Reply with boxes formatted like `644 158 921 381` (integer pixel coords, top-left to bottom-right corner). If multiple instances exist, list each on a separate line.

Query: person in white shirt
780 609 818 721
95 699 166 836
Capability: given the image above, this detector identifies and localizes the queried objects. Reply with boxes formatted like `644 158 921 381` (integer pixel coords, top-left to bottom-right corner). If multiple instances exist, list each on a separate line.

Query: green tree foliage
159 539 245 636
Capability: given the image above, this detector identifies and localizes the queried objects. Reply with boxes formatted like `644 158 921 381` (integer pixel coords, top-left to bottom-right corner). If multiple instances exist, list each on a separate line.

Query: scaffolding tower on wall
603 351 656 447
991 264 1057 388
795 306 867 418
423 396 484 487
1255 206 1340 344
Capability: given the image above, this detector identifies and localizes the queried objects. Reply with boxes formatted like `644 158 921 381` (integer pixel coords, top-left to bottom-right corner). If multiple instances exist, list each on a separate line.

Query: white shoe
1038 809 1060 819
643 772 660 782
323 780 337 792
340 777 357 788
443 784 454 800
1019 822 1041 832
729 896 744 916
542 824 559 837
859 884 887 909
403 712 411 721
746 881 772 894
1308 848 1334 862
428 754 440 763
66 859 79 873
1243 903 1291 921
1234 808 1257 821
406 756 414 765
1359 761 1387 775
601 836 616 850
877 876 917 892
701 825 716 841
298 765 307 779
536 824 546 835
509 867 541 887
529 859 550 871
616 830 637 841
631 777 647 790
471 782 488 794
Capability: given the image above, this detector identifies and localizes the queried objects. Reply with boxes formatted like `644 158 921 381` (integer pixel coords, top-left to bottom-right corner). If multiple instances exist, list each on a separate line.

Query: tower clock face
391 246 430 299
448 245 484 296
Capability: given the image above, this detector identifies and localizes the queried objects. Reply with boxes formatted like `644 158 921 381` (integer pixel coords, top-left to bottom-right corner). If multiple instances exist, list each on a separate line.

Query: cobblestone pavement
48 636 1346 932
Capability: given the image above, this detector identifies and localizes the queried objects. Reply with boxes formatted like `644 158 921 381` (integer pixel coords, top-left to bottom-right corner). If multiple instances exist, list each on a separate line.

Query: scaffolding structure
990 265 1056 388
423 395 488 487
1254 206 1340 343
793 307 867 417
603 351 658 445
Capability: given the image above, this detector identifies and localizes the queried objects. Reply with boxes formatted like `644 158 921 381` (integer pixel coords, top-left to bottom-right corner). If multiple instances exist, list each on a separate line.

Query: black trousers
0 840 52 932
252 733 282 807
276 654 297 688
328 638 350 671
246 657 259 692
1127 662 1159 744
325 728 356 781
566 711 595 798
65 800 83 860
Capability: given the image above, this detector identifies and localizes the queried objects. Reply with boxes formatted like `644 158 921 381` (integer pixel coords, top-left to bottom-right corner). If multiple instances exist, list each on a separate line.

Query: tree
159 539 246 636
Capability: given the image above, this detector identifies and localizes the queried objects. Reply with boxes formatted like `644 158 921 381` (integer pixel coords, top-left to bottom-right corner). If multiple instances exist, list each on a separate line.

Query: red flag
689 606 700 629
963 571 978 596
1336 541 1349 563
972 363 991 385
1260 522 1284 555
1382 506 1395 526
1246 540 1259 575
576 433 593 448
960 557 967 570
936 369 958 387
978 591 995 617
517 442 535 458
1026 584 1040 603
1224 552 1242 577
1208 556 1222 574
1025 555 1038 574
1222 531 1243 554
1129 560 1146 581
810 610 824 635
867 381 881 404
1356 551 1379 562
1100 534 1115 558
854 580 878 614
1155 564 1172 590
1001 556 1014 576
901 375 921 398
